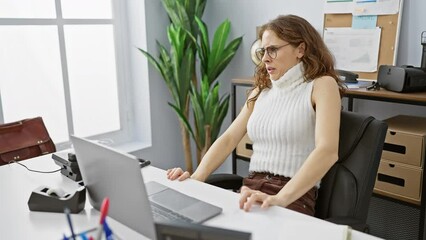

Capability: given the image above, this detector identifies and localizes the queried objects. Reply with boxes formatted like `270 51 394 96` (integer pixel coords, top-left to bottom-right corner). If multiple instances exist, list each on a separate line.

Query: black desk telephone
337 69 359 83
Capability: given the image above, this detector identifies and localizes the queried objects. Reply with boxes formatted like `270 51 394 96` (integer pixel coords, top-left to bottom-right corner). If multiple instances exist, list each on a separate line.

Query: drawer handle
377 173 405 187
388 164 395 168
245 143 253 150
389 131 396 135
383 143 406 154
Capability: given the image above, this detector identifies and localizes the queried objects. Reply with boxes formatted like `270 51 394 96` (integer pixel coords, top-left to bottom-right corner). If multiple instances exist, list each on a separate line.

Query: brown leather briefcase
0 117 56 165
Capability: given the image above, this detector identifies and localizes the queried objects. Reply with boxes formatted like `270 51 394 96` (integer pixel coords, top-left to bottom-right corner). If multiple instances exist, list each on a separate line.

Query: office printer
378 65 426 93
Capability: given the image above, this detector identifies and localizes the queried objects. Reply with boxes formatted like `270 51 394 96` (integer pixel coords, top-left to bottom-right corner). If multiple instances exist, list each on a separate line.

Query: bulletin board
323 1 403 80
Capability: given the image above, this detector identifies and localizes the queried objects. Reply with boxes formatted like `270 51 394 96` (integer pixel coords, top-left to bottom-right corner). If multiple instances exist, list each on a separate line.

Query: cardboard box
374 159 422 205
236 134 253 159
382 115 426 167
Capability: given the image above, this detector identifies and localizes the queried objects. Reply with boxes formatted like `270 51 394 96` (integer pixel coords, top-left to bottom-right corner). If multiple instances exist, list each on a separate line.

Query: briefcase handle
0 121 23 133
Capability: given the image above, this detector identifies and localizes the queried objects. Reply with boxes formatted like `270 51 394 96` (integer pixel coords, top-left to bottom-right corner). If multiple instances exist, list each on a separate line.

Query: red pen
95 197 110 240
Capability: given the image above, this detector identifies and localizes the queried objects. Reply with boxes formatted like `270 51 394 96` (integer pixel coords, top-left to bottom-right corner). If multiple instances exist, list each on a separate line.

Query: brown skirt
242 172 318 216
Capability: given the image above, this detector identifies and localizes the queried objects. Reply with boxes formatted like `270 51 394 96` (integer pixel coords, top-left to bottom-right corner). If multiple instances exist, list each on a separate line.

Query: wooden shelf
345 88 426 105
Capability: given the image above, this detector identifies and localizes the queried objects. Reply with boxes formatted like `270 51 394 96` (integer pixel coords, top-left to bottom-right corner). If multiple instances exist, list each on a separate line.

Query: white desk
0 154 383 240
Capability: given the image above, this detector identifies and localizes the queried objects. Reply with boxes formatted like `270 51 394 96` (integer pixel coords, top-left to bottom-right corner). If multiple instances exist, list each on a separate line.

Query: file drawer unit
373 115 426 206
343 89 426 240
236 134 253 160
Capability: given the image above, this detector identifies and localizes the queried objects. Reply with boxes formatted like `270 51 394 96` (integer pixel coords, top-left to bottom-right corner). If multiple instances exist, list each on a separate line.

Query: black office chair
205 111 388 232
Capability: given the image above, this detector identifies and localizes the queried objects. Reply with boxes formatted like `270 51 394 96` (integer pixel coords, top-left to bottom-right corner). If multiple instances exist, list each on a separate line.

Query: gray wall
136 0 184 170
135 0 426 173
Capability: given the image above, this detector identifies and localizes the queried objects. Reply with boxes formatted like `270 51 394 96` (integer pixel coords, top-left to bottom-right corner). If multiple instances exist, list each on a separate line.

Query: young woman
166 14 344 216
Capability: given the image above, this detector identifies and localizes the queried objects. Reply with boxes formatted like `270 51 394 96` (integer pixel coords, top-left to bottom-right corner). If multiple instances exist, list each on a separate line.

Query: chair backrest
315 111 388 224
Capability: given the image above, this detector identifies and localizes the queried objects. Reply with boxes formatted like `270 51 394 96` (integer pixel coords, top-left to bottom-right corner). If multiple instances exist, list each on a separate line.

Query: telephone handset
336 69 359 83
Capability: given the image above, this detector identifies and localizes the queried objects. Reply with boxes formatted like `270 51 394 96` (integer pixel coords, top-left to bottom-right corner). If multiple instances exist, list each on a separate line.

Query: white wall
203 0 324 81
397 0 426 67
134 0 426 173
135 0 184 170
125 0 151 144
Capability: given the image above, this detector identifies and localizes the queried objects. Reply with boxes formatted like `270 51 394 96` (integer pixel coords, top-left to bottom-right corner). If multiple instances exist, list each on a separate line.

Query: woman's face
260 30 304 80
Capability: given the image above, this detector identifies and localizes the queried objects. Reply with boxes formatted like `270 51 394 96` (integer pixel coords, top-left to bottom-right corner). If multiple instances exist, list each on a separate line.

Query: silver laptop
70 136 222 239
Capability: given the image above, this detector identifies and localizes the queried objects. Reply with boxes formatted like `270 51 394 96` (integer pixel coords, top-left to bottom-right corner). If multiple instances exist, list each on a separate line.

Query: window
0 0 139 149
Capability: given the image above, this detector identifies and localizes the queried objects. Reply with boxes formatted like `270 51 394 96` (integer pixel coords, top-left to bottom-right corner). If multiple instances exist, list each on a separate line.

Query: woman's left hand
239 186 281 211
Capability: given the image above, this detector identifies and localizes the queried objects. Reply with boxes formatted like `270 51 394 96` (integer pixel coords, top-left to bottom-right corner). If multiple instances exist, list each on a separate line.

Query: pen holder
63 222 122 240
28 186 86 213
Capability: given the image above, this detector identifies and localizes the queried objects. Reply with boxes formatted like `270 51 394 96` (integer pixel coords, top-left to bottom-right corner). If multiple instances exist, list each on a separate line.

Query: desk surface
0 154 382 240
345 88 426 104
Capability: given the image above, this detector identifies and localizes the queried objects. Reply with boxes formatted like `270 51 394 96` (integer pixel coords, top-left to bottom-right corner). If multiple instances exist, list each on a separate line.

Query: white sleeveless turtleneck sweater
247 62 316 178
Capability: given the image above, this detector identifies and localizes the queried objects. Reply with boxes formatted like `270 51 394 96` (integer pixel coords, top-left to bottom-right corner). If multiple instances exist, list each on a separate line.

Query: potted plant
139 0 242 172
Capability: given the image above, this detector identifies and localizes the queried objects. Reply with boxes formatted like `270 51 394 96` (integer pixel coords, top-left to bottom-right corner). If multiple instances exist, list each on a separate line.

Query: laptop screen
70 136 157 240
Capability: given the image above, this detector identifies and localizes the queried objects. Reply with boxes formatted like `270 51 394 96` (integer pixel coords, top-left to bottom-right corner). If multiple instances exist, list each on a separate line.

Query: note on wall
353 0 400 15
324 27 382 72
324 1 353 14
352 15 377 29
324 0 400 15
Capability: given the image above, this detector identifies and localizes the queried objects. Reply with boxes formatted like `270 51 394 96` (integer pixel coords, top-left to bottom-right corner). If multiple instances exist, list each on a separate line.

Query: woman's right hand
166 167 191 181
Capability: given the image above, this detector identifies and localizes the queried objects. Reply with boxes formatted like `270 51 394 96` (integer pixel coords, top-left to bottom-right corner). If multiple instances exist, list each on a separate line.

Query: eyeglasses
255 43 290 61
366 81 381 91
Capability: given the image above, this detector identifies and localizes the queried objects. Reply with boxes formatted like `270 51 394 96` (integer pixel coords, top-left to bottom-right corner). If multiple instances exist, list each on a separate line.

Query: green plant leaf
175 1 191 30
212 95 230 140
208 37 243 83
205 83 220 124
162 0 190 30
157 42 181 106
189 85 205 149
168 25 184 68
140 0 240 162
138 45 181 108
168 102 198 147
194 0 206 20
178 47 194 108
184 0 204 30
208 19 230 73
137 48 163 78
194 16 209 75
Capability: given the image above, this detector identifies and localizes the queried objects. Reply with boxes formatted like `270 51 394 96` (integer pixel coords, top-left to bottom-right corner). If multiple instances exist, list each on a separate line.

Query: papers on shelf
345 79 375 89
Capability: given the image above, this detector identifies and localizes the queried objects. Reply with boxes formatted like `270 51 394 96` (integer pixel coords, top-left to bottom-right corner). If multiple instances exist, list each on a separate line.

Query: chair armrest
325 217 369 233
205 174 243 191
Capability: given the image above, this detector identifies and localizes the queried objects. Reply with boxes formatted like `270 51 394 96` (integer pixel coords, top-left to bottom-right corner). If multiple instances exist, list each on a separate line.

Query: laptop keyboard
150 201 193 223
